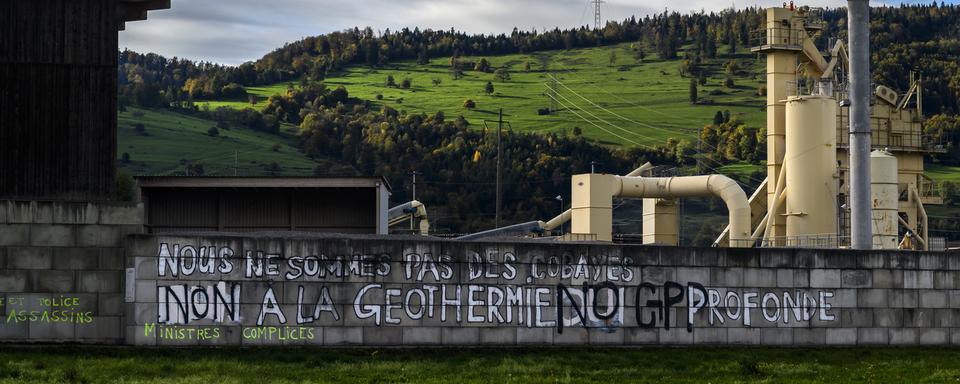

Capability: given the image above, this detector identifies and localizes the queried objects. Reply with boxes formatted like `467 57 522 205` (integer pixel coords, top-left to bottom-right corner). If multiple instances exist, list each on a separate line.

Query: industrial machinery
388 201 430 235
458 3 943 251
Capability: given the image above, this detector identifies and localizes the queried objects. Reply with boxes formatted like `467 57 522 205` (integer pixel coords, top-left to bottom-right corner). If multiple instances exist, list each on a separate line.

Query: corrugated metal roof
135 176 392 191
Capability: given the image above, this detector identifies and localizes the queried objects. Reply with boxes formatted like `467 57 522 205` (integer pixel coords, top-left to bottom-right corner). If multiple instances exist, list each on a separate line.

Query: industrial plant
391 4 948 253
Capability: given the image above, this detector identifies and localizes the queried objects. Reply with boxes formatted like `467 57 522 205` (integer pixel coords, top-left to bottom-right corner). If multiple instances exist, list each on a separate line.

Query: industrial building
137 176 391 234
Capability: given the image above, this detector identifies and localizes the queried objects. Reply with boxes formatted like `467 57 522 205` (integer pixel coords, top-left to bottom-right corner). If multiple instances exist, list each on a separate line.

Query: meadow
117 107 323 176
2 346 960 383
200 43 766 149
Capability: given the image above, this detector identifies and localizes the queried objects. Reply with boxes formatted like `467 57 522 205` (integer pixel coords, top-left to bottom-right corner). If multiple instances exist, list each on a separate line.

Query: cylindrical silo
871 150 899 249
784 95 838 244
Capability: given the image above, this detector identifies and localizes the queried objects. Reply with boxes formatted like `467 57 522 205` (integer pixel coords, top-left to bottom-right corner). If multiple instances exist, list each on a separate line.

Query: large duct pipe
615 175 751 247
848 0 873 249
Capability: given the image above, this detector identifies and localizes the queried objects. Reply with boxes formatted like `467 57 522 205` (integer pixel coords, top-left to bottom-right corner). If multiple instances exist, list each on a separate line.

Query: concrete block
840 309 873 328
693 328 727 344
952 328 960 345
950 291 960 308
760 328 793 345
625 328 658 344
126 325 157 346
0 271 29 292
31 270 75 293
934 271 959 290
479 327 516 345
825 328 856 345
0 318 28 339
588 329 625 345
873 308 903 327
727 328 760 345
53 247 100 270
841 270 871 288
872 269 900 289
904 309 934 328
710 268 742 287
759 250 794 269
810 269 841 288
857 253 886 269
517 327 553 344
0 224 30 246
78 271 122 293
917 328 950 345
50 203 99 225
904 270 934 289
919 254 947 270
29 225 74 247
99 294 124 316
792 328 826 345
77 225 121 247
889 328 918 345
324 327 363 345
441 328 480 345
99 204 143 225
554 328 588 344
362 327 402 346
919 291 948 308
858 289 888 308
76 316 122 341
28 320 76 340
7 247 52 269
741 268 776 287
99 248 125 270
402 327 441 345
857 328 889 345
658 328 693 344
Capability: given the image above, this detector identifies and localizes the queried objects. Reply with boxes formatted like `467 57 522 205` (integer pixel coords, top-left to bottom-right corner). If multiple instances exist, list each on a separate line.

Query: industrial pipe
541 162 653 232
848 0 873 249
614 175 751 247
387 200 430 235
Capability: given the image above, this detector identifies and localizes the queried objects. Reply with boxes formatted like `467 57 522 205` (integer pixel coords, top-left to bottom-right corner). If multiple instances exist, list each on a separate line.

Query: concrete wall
125 233 960 346
0 200 142 343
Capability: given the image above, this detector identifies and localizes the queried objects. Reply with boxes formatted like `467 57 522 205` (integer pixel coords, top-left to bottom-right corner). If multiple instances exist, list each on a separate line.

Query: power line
543 89 651 148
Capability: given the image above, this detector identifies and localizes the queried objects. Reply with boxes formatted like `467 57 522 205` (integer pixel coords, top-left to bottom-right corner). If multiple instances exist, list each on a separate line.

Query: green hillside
202 43 765 148
117 107 331 176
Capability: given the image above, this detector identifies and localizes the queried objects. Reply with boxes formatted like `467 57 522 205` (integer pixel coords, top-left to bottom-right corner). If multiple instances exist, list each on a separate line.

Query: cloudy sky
120 0 948 65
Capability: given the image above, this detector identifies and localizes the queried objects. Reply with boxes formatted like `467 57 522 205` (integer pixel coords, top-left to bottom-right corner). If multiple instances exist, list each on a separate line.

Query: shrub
207 127 219 137
375 93 384 100
463 99 476 109
272 143 281 152
400 78 412 89
134 123 146 134
537 108 551 115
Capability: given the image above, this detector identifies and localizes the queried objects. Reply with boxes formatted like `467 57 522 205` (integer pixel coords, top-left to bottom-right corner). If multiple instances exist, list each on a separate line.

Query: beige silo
784 95 838 244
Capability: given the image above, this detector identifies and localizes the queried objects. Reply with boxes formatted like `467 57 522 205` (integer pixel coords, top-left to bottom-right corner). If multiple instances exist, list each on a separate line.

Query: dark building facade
137 177 391 234
0 0 169 201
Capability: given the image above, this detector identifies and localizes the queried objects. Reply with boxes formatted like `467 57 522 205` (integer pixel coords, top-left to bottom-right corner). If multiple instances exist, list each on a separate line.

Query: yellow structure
784 94 838 243
570 173 751 246
642 198 679 245
750 6 942 249
871 150 899 249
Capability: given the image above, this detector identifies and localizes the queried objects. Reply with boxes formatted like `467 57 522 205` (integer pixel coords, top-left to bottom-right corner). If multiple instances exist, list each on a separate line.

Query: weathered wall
0 200 142 343
125 233 960 346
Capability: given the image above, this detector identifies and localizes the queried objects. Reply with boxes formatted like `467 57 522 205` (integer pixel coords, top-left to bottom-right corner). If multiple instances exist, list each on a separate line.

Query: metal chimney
847 0 872 249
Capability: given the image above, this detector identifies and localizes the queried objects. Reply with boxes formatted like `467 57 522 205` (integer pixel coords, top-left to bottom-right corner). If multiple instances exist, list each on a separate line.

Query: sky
119 0 952 66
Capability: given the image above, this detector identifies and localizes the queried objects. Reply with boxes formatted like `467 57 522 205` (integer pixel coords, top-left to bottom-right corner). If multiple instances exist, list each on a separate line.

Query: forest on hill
115 3 960 236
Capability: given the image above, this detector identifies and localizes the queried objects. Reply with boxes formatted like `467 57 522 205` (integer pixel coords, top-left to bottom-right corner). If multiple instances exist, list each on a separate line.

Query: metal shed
137 177 391 234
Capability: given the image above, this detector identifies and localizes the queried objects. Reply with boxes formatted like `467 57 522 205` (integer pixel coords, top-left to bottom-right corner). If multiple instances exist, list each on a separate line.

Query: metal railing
750 27 807 49
751 234 851 249
786 79 836 98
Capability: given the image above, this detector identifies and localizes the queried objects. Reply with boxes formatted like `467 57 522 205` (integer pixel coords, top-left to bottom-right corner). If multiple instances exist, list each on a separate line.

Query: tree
474 58 491 72
494 68 511 82
463 99 476 109
207 127 219 137
484 81 495 95
689 79 698 104
432 78 442 86
120 152 131 163
608 51 618 67
400 78 412 89
713 111 725 126
724 75 735 88
386 75 396 87
134 123 146 134
524 61 532 72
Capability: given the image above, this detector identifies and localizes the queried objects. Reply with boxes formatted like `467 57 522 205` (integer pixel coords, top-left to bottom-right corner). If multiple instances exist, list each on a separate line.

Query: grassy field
200 43 765 148
2 346 960 383
926 164 960 182
117 107 326 176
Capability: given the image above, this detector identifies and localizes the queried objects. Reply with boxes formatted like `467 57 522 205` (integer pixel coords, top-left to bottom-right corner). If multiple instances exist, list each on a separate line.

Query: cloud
119 0 950 65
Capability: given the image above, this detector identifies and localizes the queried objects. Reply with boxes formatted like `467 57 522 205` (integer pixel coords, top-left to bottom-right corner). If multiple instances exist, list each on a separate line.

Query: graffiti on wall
146 243 837 337
3 296 93 325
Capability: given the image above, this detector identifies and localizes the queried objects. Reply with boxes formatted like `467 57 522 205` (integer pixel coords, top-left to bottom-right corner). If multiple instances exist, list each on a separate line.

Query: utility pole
696 133 702 175
496 109 503 229
591 161 597 174
593 0 604 30
847 0 872 250
234 150 239 176
410 171 419 231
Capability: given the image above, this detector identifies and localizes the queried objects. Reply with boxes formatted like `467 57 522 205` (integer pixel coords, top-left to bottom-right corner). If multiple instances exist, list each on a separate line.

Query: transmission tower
593 0 604 30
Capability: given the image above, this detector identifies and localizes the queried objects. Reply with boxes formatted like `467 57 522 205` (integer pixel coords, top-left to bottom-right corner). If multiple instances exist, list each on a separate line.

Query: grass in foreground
1 346 959 383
